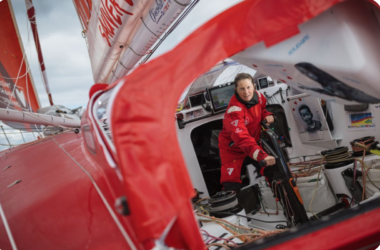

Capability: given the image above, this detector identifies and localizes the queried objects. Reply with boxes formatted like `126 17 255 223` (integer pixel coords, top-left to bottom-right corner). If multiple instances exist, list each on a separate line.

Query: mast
73 0 199 84
24 0 54 105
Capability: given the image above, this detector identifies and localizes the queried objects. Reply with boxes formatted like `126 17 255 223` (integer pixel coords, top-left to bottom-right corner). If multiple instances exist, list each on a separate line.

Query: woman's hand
264 156 276 166
265 115 274 124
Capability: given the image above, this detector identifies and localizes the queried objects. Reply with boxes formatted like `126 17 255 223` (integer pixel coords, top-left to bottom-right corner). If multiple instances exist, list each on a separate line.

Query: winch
207 191 244 217
321 147 354 169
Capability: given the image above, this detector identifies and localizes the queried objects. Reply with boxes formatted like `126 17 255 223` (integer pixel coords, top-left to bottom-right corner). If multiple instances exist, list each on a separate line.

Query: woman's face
236 79 254 102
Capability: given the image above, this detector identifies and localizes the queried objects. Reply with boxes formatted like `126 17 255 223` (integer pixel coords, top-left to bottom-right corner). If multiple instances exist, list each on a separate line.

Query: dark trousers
223 157 262 194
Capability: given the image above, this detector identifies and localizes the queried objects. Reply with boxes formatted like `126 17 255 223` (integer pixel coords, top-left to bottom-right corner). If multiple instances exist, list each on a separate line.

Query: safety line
52 138 137 250
0 202 18 250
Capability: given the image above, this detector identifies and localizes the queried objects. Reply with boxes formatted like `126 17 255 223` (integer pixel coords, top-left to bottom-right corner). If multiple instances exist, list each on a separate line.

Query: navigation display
258 77 269 89
207 83 235 113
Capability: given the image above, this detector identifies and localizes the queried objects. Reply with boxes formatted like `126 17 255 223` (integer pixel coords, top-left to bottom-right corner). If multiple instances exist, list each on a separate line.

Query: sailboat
1 0 380 249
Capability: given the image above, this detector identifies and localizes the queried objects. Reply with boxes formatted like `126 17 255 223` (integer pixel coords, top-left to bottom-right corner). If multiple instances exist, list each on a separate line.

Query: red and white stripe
24 0 54 105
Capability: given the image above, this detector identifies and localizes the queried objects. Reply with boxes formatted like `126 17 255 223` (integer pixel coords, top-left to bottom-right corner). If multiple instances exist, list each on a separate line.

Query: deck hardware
7 180 22 188
279 87 285 103
2 165 11 171
115 196 130 216
276 224 287 229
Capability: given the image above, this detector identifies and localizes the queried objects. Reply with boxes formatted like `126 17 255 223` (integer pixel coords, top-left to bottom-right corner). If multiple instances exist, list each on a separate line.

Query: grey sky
10 0 89 109
11 0 242 110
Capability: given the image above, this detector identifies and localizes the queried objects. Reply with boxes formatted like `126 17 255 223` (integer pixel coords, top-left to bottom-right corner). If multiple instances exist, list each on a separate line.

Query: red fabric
72 0 91 30
0 0 40 112
219 93 271 183
89 83 108 98
110 0 347 248
266 207 380 250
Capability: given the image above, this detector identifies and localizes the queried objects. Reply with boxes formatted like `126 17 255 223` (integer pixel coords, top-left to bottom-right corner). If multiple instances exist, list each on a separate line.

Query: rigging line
26 20 37 112
6 12 34 110
0 203 18 250
1 69 31 80
29 1 52 104
1 22 32 81
51 138 137 250
38 62 48 94
5 15 34 110
6 52 27 110
26 37 32 112
3 16 36 80
30 11 51 103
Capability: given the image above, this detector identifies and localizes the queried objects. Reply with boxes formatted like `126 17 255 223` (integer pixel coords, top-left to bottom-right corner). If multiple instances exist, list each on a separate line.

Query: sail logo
288 34 310 55
98 0 133 47
149 0 170 24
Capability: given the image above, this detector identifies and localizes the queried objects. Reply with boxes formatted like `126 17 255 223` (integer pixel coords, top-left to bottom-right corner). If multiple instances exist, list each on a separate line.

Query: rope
308 156 324 219
319 147 353 168
5 15 33 110
361 150 367 200
354 158 380 201
201 229 237 248
198 212 286 249
197 213 277 234
206 242 230 250
350 136 375 154
195 197 210 204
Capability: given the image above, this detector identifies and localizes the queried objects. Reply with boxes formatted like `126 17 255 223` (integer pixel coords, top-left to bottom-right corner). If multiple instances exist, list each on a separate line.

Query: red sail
73 0 193 83
72 0 92 31
110 0 352 248
0 0 40 113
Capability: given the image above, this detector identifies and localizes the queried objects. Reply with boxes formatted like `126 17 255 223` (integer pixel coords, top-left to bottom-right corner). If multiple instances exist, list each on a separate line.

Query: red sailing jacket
218 92 272 183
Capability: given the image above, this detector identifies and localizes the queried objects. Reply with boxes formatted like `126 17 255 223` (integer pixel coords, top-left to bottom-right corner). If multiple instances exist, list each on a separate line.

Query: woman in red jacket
218 73 275 192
